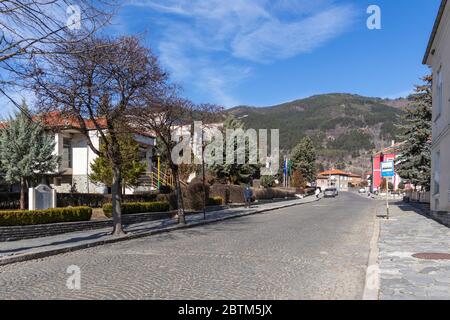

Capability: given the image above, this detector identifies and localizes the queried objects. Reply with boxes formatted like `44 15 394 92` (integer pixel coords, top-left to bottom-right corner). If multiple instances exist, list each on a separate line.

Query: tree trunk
20 177 27 210
111 165 125 235
173 166 186 225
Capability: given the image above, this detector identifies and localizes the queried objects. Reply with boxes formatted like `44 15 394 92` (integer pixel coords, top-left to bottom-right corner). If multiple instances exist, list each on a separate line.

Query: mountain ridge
225 93 409 173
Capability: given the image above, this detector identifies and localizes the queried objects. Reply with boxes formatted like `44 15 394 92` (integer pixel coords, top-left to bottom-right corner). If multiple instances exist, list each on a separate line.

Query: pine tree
396 75 432 190
89 133 147 193
291 136 317 183
210 115 258 185
0 102 60 209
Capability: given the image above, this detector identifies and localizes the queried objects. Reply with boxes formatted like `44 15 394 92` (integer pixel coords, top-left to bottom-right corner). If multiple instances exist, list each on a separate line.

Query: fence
404 190 430 203
0 193 23 210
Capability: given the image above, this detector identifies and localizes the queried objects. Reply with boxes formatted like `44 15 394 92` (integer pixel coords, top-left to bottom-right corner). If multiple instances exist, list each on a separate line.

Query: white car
358 188 366 193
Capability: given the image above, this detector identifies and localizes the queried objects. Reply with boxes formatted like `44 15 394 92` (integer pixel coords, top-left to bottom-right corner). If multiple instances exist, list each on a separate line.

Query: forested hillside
226 93 407 173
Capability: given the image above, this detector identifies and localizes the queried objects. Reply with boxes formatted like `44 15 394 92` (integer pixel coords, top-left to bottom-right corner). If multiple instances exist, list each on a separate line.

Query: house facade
316 170 351 192
424 0 450 213
40 113 157 194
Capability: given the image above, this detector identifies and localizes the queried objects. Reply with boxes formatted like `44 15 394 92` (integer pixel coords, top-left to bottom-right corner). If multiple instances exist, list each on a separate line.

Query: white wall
428 2 450 212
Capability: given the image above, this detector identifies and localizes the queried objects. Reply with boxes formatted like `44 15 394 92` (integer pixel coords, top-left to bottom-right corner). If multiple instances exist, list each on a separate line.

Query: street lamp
155 149 161 190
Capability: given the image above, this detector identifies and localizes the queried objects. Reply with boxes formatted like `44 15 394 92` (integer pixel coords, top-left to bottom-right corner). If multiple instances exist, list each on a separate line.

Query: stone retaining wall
0 211 172 242
0 205 231 242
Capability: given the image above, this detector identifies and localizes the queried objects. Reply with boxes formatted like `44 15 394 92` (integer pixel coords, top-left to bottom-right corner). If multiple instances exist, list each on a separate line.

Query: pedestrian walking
244 185 253 208
315 187 321 198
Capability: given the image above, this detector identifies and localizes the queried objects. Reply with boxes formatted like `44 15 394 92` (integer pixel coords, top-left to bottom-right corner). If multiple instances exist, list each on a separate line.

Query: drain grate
412 253 450 260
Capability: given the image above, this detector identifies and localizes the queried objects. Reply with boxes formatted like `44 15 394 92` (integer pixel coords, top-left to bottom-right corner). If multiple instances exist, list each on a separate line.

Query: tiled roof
0 111 155 138
319 169 350 176
35 111 108 130
317 170 362 178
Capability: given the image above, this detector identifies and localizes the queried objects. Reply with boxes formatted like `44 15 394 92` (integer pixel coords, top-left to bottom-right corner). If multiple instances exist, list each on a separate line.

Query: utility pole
386 176 390 220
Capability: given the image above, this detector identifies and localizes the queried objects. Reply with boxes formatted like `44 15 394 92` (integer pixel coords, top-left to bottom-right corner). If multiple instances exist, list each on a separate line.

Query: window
436 67 443 120
62 138 72 169
434 151 440 195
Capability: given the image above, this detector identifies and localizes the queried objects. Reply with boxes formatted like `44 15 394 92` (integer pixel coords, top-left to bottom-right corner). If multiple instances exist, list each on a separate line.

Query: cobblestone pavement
378 203 450 300
0 197 317 261
0 192 376 300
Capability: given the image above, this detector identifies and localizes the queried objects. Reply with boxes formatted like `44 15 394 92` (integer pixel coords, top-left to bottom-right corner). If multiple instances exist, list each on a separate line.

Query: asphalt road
0 192 377 300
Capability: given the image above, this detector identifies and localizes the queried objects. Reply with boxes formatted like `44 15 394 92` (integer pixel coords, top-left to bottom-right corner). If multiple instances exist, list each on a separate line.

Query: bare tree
0 0 114 111
192 103 224 219
134 92 194 225
32 36 167 235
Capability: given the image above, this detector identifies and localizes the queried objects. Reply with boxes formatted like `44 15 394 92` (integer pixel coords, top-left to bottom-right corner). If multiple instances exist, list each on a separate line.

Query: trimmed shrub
260 176 276 188
57 193 158 208
253 188 296 200
57 193 105 208
156 193 178 210
208 196 223 206
0 207 92 226
210 184 246 203
210 184 230 204
183 182 210 210
102 202 170 218
228 185 247 203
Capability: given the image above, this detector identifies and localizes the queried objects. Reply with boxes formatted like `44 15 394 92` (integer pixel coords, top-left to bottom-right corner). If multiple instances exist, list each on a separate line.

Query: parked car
324 188 337 198
358 188 366 193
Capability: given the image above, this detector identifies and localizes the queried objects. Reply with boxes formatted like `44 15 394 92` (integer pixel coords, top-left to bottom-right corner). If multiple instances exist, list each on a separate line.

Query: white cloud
232 5 356 62
123 0 357 107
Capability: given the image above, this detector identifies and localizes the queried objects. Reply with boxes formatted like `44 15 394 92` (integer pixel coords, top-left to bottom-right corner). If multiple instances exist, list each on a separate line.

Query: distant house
347 173 363 187
316 170 352 192
423 0 450 213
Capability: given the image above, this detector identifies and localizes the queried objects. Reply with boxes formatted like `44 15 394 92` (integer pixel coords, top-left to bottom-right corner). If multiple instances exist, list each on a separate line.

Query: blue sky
0 0 442 117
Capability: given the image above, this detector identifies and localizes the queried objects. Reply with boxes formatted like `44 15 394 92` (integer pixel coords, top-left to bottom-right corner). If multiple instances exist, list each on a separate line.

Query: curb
362 203 381 300
0 197 321 266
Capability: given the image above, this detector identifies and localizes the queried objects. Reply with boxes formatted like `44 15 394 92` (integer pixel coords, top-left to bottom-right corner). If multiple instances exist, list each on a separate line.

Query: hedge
183 182 210 210
253 188 296 200
0 207 92 226
57 193 158 208
208 196 223 206
103 202 170 217
210 184 245 203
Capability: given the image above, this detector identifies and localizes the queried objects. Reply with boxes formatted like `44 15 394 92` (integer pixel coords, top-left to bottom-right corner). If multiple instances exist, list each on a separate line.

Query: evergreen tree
0 103 60 209
210 115 258 185
89 133 147 193
291 136 317 183
395 75 432 190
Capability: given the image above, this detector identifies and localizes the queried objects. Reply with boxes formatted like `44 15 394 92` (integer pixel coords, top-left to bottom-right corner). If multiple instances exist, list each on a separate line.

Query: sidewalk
0 196 320 266
378 202 450 300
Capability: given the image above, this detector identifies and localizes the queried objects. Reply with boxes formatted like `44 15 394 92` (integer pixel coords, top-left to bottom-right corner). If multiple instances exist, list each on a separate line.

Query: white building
424 0 450 214
40 112 157 194
316 170 351 192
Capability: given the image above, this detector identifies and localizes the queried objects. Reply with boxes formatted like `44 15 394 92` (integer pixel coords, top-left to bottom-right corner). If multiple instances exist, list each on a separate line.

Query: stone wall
72 175 106 194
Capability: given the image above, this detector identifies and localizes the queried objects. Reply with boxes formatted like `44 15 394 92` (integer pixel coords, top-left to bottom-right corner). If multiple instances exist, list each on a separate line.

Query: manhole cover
412 253 450 260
